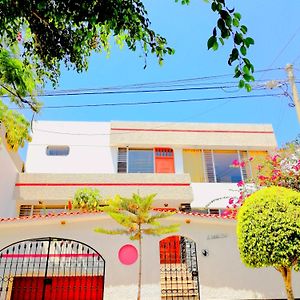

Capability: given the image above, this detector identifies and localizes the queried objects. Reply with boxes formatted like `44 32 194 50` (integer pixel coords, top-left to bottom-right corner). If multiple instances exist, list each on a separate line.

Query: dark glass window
128 149 154 173
46 145 70 156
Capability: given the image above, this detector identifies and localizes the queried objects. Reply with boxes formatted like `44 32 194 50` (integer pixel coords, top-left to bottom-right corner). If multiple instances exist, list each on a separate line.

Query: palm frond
109 211 138 227
142 224 180 236
147 211 176 224
94 228 129 235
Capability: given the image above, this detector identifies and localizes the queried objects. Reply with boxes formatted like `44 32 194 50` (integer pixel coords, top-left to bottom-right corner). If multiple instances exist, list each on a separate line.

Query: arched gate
160 236 200 299
0 237 105 300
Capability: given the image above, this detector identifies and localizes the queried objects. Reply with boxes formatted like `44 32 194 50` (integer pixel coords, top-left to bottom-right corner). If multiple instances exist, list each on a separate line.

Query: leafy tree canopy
72 188 105 211
237 186 300 300
0 0 254 149
0 0 254 86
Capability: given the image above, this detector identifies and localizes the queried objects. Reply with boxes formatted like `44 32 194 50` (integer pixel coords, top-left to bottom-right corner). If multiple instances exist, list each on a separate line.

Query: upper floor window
183 149 267 183
128 149 154 173
46 145 70 156
117 148 174 173
212 150 242 183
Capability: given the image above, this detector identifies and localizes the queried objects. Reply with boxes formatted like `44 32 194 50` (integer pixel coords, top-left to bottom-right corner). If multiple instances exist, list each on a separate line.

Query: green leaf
240 45 247 56
234 33 243 45
213 27 217 37
245 83 252 92
243 65 250 75
238 79 245 88
211 2 217 11
233 12 241 21
240 25 248 34
244 37 255 47
231 48 239 61
217 18 226 31
207 36 217 50
212 41 219 51
234 69 242 78
233 18 240 27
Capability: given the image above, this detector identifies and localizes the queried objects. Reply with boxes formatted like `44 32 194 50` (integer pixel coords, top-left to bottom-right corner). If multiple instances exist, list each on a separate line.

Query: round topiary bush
237 186 300 300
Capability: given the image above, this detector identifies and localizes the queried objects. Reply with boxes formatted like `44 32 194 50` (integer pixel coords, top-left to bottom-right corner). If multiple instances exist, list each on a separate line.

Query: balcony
15 173 193 209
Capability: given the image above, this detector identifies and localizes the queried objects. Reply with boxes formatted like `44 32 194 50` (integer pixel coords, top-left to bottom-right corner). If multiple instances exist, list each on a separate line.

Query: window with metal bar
117 148 174 173
19 205 67 217
184 149 257 183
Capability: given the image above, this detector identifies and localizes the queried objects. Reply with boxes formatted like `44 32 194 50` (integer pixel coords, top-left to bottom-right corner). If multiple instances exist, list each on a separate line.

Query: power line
10 93 284 112
259 26 300 80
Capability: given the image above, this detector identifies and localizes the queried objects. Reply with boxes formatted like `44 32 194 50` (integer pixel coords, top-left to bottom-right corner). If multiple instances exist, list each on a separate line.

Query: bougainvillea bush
223 143 300 216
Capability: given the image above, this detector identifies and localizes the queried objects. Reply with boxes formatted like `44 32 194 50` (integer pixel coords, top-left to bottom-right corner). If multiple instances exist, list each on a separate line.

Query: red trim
15 182 190 187
2 253 99 258
111 127 274 134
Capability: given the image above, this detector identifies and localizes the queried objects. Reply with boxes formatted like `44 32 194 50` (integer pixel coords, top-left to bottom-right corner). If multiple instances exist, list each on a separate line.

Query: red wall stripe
2 253 99 258
111 127 274 134
15 183 190 187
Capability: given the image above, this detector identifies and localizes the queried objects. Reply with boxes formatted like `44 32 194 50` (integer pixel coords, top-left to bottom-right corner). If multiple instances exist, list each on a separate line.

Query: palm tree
94 193 179 300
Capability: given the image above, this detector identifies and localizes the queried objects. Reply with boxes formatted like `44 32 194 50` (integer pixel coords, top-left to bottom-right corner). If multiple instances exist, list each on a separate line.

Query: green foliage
95 193 179 240
0 0 254 89
0 0 175 85
0 48 41 150
237 186 300 270
206 0 255 91
0 100 32 150
0 50 41 110
0 1 255 149
72 188 105 211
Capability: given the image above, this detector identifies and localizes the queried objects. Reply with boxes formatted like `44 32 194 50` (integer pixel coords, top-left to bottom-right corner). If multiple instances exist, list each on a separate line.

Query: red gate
0 238 105 300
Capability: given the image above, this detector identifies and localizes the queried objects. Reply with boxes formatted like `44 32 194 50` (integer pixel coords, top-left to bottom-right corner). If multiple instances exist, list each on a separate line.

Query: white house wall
0 214 298 299
26 121 116 173
0 125 23 217
191 183 241 208
0 144 18 217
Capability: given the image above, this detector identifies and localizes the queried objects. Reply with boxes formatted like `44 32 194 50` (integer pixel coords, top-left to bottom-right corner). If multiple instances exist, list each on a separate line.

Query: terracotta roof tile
0 208 235 223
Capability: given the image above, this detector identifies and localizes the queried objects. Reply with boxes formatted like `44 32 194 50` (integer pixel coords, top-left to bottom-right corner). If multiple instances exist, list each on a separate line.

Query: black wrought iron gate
160 236 200 300
0 237 105 300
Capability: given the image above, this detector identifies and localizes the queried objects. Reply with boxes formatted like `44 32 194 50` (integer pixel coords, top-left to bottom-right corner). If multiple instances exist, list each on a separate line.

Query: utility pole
285 64 300 124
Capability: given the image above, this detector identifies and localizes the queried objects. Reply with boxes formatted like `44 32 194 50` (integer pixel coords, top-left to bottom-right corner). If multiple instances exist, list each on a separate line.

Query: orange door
155 148 175 173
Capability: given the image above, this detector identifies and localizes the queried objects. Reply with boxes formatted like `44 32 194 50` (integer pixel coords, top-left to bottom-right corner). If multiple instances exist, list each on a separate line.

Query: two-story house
0 121 298 300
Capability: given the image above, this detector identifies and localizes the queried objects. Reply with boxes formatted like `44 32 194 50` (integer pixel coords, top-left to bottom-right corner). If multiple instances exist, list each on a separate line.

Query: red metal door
11 276 104 300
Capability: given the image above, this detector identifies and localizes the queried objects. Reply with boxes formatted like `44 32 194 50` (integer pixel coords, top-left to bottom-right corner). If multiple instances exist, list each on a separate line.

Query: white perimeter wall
26 121 117 173
0 144 18 217
0 215 299 299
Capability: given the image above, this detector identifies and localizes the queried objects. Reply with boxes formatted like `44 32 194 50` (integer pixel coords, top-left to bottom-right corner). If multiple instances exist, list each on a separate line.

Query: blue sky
20 0 300 154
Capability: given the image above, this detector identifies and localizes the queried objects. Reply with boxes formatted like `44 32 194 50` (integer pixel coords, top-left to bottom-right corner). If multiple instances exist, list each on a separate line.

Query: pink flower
249 157 254 161
232 159 240 167
240 161 246 168
237 180 244 187
228 197 234 205
17 32 22 42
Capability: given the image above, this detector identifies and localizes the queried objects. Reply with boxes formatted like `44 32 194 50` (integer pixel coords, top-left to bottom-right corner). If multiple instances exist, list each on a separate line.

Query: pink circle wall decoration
118 244 138 265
